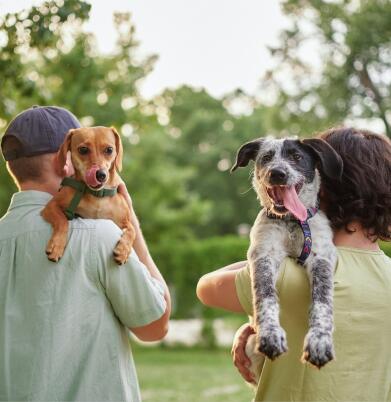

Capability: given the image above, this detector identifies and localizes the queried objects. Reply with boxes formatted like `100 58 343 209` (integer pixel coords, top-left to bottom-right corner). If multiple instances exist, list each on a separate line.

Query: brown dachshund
41 126 135 264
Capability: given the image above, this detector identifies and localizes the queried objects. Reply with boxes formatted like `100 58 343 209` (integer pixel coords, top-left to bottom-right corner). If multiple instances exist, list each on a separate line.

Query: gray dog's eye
104 146 113 155
292 153 302 161
262 152 274 163
78 146 89 155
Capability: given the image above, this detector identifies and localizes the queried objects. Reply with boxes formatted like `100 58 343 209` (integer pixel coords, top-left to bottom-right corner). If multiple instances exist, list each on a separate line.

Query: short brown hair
3 136 54 185
319 127 391 241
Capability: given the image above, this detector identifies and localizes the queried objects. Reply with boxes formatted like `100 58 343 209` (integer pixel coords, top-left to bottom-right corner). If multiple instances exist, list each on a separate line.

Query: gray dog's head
231 137 343 220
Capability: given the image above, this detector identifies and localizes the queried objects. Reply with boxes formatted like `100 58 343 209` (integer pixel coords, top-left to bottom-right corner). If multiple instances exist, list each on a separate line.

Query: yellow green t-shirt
236 247 391 401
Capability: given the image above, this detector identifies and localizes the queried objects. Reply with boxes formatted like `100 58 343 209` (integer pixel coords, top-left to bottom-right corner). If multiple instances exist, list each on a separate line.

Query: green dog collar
60 177 118 220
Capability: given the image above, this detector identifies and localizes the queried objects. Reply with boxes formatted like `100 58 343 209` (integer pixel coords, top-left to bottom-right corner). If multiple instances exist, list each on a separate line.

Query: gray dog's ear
301 138 343 180
231 139 263 172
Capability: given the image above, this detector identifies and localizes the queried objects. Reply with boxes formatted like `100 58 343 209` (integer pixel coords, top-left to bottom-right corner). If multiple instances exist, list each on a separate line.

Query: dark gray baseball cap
1 105 81 161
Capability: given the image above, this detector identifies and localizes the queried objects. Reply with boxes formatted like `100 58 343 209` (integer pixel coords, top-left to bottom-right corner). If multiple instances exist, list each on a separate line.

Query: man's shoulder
69 218 123 255
0 210 121 243
71 218 121 235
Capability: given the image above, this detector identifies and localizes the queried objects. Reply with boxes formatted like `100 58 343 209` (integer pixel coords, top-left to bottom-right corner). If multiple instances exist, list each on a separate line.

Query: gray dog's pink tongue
275 186 307 221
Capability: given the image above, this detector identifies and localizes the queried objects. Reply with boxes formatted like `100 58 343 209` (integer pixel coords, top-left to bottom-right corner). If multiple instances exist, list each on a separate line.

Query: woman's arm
196 261 247 313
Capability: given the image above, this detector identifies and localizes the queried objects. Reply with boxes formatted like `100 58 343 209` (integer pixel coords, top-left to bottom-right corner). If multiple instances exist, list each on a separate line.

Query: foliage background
0 0 390 321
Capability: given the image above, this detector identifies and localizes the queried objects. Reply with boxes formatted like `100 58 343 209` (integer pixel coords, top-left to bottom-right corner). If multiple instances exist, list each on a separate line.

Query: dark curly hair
319 127 391 241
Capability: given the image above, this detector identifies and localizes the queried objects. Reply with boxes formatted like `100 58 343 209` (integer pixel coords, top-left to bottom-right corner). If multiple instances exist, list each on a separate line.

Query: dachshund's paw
258 325 288 360
302 330 334 368
113 239 131 265
45 236 67 262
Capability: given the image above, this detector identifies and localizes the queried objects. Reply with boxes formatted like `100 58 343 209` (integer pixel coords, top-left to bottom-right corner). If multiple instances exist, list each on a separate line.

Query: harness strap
266 206 318 266
296 207 317 265
60 177 118 220
64 189 83 220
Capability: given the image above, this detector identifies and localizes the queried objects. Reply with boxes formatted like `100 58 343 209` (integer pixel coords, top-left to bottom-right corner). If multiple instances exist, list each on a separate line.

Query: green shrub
150 235 249 318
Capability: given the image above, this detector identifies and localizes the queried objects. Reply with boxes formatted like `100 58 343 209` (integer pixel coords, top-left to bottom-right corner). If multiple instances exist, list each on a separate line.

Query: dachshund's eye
78 146 89 155
292 153 302 161
104 147 113 155
262 153 274 163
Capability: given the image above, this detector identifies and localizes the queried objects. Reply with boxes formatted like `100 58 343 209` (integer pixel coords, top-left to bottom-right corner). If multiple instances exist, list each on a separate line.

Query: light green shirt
0 191 166 401
236 248 391 401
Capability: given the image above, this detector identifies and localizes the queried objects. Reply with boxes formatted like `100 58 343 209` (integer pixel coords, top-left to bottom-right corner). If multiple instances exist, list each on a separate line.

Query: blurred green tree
0 1 208 247
0 0 91 213
263 0 391 137
164 87 267 236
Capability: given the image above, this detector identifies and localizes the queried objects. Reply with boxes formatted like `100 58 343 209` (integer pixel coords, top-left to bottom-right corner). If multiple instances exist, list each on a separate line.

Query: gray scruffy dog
232 137 343 370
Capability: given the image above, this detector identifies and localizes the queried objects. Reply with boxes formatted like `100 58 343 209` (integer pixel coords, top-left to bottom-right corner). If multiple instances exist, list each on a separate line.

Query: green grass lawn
132 346 253 402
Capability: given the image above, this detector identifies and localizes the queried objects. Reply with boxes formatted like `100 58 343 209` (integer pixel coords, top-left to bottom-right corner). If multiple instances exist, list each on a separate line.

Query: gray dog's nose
96 169 107 183
268 168 287 184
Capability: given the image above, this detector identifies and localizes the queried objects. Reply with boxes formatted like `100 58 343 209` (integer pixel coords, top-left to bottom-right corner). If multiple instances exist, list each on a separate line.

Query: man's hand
232 323 257 384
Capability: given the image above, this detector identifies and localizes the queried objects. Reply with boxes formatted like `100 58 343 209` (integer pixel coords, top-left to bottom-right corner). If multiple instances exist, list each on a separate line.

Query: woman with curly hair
197 127 391 401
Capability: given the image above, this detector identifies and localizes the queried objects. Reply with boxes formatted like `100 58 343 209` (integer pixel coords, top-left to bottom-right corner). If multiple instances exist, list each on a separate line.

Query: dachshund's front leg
41 200 69 262
250 253 287 360
302 257 335 368
113 217 136 265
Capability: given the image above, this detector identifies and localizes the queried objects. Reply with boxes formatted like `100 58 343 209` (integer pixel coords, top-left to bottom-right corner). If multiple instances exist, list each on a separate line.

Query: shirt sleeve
93 220 166 328
235 264 253 316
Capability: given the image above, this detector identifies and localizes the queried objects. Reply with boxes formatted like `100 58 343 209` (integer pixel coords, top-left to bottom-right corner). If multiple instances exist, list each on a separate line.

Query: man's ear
231 139 263 172
55 129 75 175
111 127 123 172
301 138 343 180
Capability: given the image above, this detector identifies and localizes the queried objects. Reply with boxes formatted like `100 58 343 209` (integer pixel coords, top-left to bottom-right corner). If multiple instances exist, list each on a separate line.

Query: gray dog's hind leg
250 254 288 360
302 257 335 368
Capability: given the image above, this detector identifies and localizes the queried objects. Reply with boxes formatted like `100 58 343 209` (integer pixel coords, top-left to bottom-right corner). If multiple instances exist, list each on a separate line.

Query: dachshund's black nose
268 168 287 184
96 169 107 183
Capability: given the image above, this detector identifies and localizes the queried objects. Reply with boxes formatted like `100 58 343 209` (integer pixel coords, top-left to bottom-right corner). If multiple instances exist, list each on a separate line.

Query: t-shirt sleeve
93 220 166 328
235 264 253 316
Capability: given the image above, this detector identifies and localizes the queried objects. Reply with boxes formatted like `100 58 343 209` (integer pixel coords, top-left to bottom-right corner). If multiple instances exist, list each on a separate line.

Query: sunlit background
1 1 390 400
1 0 290 98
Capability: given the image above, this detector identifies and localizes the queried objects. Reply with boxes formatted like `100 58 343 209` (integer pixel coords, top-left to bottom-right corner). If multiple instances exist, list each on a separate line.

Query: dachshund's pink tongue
275 186 307 221
85 166 100 187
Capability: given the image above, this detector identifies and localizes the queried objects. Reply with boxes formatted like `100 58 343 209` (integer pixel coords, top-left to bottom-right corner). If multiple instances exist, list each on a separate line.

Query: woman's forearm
196 261 247 313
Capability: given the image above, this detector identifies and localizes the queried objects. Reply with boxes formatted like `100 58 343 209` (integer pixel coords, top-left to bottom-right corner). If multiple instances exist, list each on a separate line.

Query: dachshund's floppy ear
56 129 75 175
301 138 343 180
111 127 123 172
231 139 263 172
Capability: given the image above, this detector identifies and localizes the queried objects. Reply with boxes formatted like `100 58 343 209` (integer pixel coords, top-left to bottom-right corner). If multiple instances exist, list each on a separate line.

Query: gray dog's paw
257 325 288 360
302 330 334 368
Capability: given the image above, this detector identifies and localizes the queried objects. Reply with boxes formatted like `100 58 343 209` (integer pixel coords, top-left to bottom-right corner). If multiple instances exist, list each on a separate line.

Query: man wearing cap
0 106 171 401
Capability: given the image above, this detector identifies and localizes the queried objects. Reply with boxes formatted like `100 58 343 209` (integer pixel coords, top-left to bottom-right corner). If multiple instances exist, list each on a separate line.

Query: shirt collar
8 191 53 211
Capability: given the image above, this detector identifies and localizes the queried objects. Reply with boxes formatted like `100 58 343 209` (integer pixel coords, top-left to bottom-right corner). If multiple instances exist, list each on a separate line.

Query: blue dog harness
267 206 318 266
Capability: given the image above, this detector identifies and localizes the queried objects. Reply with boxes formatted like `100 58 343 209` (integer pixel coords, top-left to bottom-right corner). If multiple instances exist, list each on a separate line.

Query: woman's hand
232 323 257 384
